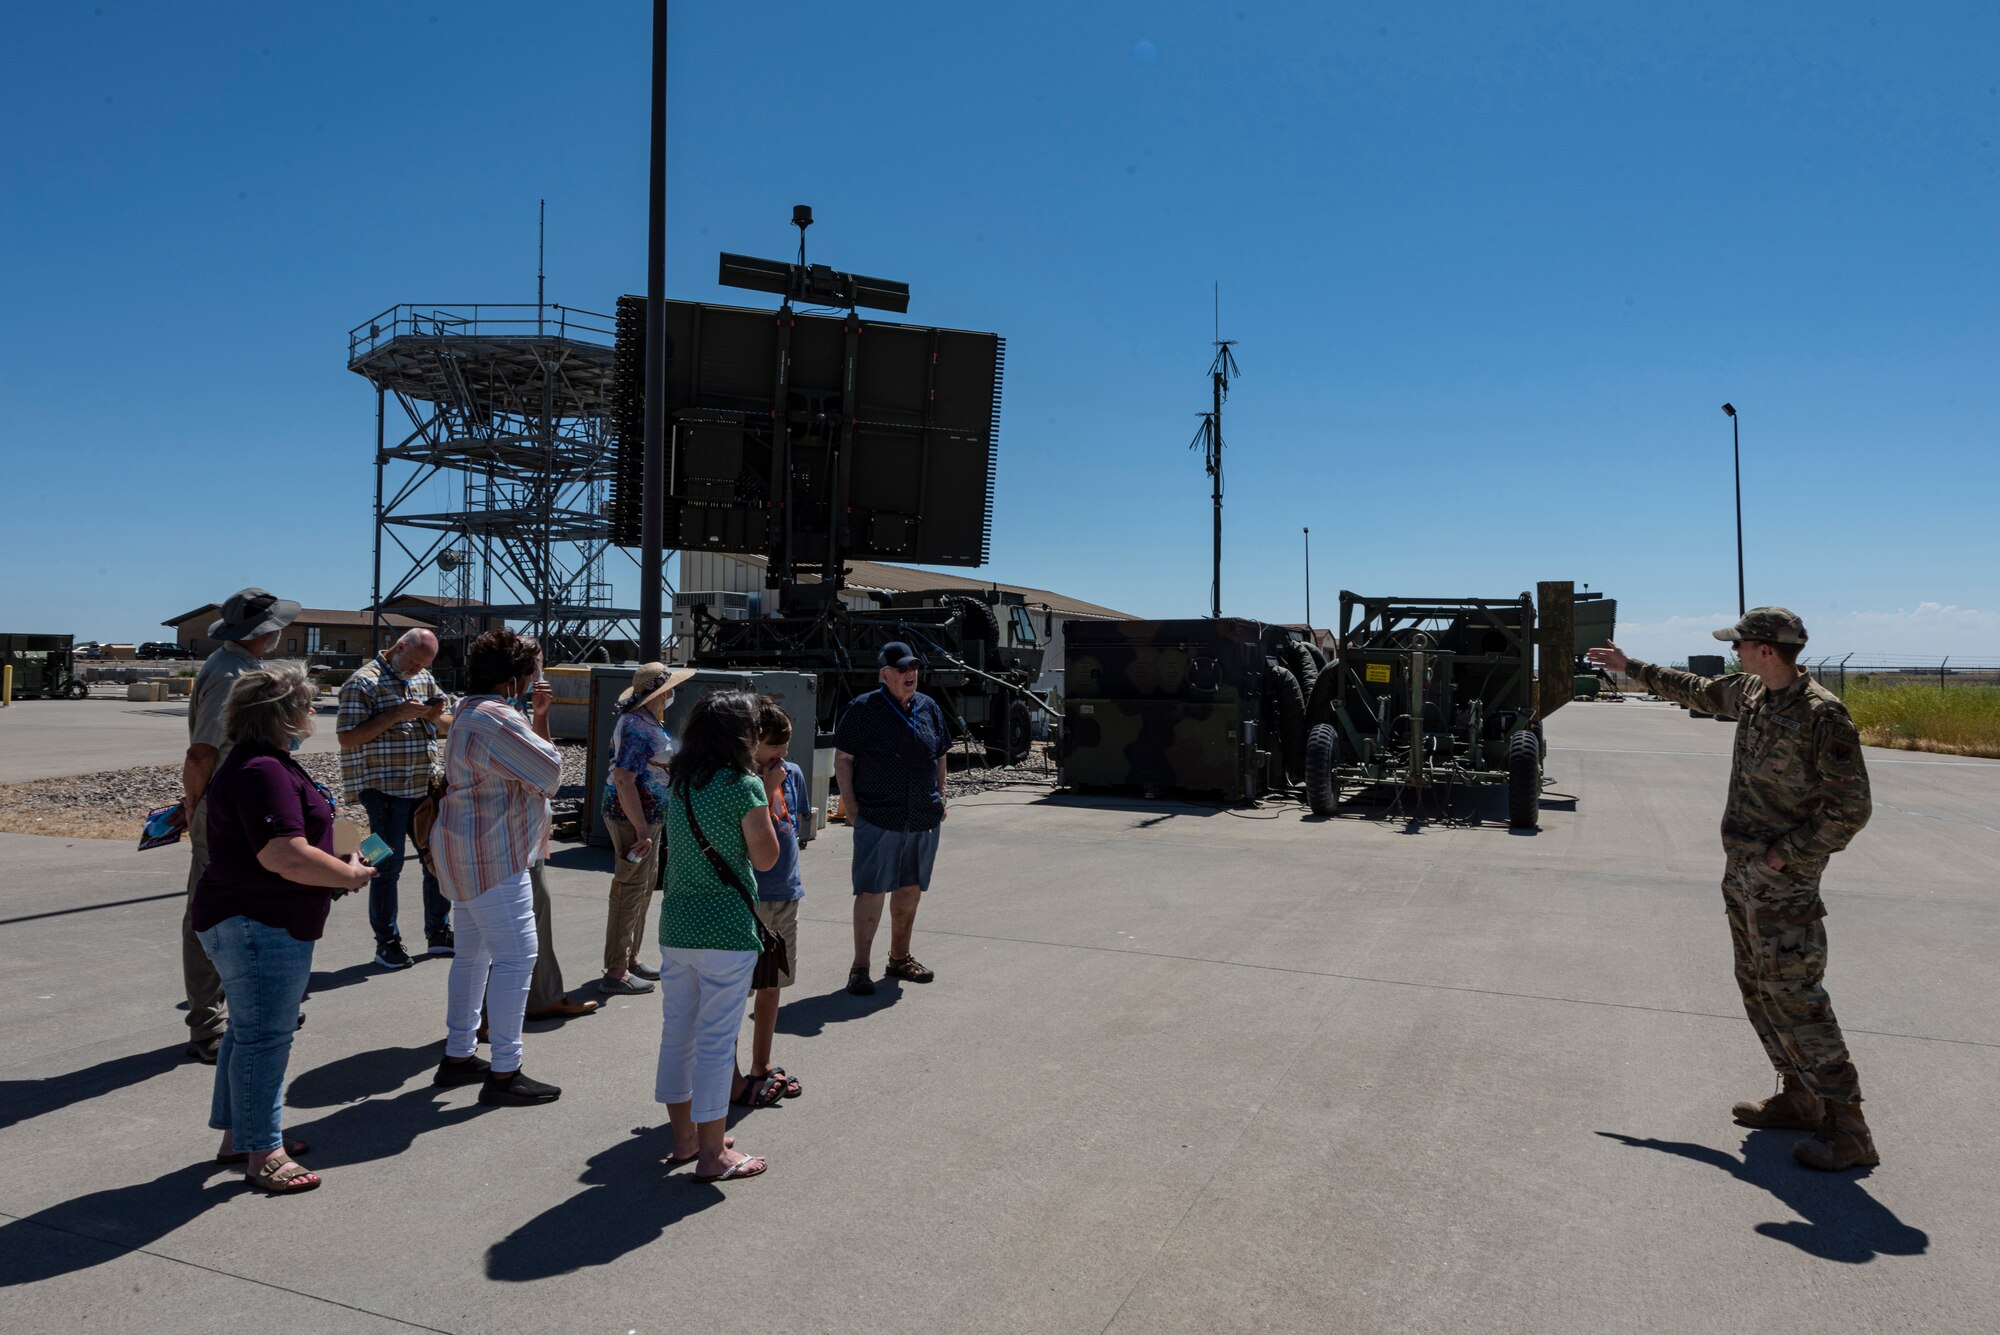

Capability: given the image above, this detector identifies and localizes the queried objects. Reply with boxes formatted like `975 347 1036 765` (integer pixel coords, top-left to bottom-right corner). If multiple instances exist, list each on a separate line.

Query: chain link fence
1800 659 2000 698
1646 658 2000 698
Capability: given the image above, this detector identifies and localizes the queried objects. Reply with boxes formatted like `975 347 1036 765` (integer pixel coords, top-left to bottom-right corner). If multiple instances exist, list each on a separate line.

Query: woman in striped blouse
431 629 565 1107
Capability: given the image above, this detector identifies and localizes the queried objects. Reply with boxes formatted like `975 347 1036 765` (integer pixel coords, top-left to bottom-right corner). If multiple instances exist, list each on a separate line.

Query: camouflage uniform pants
1721 854 1862 1104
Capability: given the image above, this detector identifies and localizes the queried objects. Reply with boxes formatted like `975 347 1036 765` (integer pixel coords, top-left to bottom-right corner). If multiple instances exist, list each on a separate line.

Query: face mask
288 737 304 752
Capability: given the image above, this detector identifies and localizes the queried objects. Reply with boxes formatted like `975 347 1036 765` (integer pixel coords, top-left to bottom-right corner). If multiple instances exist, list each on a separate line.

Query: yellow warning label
1364 663 1391 684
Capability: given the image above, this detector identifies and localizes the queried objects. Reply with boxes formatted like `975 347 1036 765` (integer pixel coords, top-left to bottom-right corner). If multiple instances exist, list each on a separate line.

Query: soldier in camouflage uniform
1587 607 1878 1171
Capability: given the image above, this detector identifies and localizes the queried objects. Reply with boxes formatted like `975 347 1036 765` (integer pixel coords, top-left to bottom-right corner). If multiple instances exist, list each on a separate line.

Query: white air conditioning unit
673 591 755 619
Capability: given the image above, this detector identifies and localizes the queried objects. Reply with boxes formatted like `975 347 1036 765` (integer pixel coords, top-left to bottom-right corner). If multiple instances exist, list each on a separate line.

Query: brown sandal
247 1154 321 1195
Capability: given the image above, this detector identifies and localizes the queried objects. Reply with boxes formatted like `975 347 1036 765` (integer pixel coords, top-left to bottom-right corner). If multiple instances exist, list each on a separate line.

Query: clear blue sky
3 2 1995 664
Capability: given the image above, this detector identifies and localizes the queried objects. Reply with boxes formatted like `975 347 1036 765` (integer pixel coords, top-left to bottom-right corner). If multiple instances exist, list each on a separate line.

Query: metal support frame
350 303 670 675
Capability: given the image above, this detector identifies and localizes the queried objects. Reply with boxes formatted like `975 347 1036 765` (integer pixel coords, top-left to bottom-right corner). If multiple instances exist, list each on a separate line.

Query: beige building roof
163 605 433 632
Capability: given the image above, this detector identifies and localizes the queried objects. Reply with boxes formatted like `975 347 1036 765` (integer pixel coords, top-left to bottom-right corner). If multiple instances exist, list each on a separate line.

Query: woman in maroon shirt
192 665 375 1194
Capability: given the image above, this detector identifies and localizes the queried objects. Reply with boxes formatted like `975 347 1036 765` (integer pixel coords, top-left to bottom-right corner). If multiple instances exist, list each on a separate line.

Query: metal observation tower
347 302 664 668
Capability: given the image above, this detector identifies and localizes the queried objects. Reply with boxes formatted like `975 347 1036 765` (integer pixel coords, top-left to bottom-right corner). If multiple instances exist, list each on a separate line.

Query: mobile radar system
609 209 1036 761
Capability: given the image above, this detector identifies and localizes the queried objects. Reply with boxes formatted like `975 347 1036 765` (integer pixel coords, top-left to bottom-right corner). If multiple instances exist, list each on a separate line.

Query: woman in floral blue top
598 663 690 995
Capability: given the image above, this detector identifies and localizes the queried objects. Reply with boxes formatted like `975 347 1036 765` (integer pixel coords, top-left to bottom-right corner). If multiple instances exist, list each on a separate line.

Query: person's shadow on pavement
0 1043 185 1133
485 1125 723 1280
284 1043 443 1108
775 980 901 1038
283 1082 490 1170
1596 1130 1928 1262
0 1163 233 1287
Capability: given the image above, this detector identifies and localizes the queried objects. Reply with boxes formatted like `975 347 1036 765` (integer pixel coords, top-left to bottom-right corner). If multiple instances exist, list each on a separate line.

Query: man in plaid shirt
338 628 454 970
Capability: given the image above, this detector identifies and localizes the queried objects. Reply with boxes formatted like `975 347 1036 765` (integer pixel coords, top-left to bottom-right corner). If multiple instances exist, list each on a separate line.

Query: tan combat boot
1793 1102 1879 1171
1731 1073 1823 1131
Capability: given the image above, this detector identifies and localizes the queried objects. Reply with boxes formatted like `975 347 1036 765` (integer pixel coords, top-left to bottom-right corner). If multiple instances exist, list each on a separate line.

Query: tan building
161 605 434 664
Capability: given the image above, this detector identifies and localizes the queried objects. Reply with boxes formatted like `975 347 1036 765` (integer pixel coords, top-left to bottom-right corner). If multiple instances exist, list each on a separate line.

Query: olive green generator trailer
1303 583 1576 828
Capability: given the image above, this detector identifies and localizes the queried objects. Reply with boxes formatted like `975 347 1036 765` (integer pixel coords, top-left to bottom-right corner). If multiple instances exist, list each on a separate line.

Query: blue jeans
357 789 452 946
196 915 315 1154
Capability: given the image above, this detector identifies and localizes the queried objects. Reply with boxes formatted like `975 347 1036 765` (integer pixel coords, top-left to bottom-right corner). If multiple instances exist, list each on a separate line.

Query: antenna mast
536 198 546 334
1188 282 1239 618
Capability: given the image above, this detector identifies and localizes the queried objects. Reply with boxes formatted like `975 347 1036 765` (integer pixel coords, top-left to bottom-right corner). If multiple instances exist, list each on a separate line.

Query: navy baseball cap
878 641 920 669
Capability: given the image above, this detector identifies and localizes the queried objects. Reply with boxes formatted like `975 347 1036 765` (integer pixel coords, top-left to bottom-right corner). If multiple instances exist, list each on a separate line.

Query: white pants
446 870 538 1072
654 947 757 1123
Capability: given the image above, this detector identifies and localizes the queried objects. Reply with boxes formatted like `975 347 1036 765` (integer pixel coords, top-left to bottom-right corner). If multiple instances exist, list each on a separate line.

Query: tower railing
349 303 616 363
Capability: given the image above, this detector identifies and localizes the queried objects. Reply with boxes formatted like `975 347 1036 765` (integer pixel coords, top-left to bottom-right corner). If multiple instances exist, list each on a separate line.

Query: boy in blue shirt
738 697 807 1104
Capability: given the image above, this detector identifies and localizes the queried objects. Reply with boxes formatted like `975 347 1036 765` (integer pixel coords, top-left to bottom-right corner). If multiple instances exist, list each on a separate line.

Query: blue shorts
850 816 940 895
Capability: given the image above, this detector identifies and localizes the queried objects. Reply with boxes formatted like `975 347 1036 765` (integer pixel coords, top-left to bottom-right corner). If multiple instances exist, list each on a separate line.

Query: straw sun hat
617 662 695 713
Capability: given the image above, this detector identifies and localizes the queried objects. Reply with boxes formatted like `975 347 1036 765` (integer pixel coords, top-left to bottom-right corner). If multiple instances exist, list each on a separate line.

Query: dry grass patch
1844 680 2000 759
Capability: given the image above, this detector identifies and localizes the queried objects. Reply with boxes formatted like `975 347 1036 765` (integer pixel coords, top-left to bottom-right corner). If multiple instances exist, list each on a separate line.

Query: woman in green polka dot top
652 691 782 1183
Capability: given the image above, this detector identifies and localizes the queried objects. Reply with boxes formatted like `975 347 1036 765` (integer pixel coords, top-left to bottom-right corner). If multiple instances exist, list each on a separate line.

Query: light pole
1721 402 1744 616
1302 526 1311 629
639 0 669 662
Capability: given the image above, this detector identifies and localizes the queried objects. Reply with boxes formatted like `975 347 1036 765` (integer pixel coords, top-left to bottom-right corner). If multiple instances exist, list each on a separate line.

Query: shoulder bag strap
681 786 781 954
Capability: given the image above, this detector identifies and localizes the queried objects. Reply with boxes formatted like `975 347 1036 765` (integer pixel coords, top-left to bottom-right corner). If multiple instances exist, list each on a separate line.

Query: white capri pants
654 947 757 1123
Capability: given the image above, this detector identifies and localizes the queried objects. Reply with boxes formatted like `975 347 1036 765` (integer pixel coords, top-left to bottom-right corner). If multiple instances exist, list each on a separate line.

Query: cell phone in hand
357 834 395 866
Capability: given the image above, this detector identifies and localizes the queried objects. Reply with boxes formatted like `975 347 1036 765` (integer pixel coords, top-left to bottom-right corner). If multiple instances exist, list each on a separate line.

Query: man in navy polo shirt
834 642 952 995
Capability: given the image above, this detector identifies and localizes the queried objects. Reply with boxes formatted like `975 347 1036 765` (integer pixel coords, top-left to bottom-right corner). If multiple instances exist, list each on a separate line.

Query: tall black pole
1303 526 1310 629
638 0 668 661
1210 364 1223 619
1728 406 1745 616
371 386 385 656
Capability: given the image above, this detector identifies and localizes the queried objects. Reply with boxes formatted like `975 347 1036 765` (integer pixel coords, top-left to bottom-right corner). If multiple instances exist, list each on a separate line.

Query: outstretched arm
1590 642 1749 718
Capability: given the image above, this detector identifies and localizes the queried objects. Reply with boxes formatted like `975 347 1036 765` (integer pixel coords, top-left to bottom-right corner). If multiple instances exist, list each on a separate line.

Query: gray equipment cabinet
583 667 826 850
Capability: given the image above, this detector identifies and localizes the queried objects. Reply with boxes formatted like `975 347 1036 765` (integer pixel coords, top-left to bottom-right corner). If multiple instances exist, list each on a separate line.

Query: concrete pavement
0 701 1993 1333
0 695 343 783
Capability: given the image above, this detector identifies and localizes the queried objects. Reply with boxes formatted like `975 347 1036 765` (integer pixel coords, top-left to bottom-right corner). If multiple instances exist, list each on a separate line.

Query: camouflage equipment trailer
1303 584 1576 828
689 593 1041 765
1058 617 1315 801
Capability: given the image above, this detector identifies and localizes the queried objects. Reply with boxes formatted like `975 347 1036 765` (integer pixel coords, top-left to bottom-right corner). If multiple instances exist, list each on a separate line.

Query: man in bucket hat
177 588 301 1062
1588 608 1878 1170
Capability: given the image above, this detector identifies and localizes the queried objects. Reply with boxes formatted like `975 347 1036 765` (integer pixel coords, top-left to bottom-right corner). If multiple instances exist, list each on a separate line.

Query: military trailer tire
1305 722 1341 816
63 679 89 700
1303 640 1328 672
1281 639 1319 706
1507 729 1541 829
1305 663 1339 731
944 594 1000 646
1268 659 1307 784
987 698 1033 766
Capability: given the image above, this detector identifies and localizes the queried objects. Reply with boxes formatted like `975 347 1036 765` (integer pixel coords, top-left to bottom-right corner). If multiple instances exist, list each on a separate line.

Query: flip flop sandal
667 1134 734 1166
217 1137 311 1165
731 1074 784 1109
692 1155 767 1184
247 1155 321 1195
759 1067 803 1099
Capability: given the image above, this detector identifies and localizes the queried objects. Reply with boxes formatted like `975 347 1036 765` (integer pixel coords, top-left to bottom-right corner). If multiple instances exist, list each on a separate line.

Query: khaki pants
605 819 662 974
1722 855 1862 1104
524 860 567 1012
182 812 226 1043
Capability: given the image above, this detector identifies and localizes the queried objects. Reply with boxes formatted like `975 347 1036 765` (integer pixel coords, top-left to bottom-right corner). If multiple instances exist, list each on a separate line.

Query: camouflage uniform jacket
1625 660 1872 864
